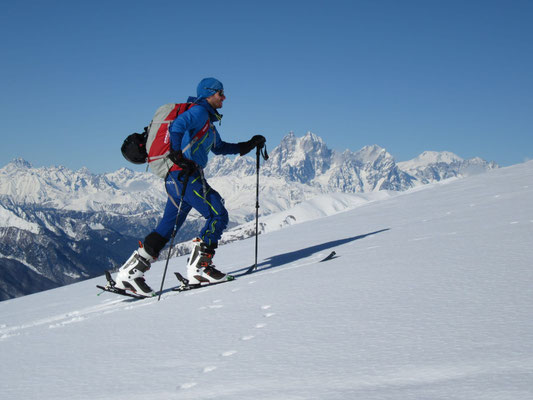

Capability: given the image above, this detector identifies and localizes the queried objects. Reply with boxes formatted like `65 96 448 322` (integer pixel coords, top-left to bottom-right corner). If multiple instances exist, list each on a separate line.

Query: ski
172 272 235 292
97 270 235 299
320 251 337 262
96 284 152 300
96 271 154 299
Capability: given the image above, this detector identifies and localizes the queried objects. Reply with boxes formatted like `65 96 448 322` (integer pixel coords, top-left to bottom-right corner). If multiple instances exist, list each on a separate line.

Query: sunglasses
206 88 225 97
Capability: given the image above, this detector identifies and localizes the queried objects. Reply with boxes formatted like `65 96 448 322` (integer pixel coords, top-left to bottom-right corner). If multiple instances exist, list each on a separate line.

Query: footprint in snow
178 382 197 390
261 305 275 318
199 299 224 310
1 332 19 341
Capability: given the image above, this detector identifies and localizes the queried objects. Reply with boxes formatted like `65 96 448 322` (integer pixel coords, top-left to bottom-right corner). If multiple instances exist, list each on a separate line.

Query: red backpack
121 103 195 178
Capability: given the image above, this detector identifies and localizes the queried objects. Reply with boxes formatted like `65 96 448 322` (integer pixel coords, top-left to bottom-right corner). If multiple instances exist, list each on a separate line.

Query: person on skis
114 77 265 296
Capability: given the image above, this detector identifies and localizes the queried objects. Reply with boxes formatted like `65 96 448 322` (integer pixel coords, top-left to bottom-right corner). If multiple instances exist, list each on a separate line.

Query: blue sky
1 0 532 173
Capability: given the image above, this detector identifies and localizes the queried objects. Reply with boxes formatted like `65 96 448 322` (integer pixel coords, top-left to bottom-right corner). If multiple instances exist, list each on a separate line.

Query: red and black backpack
121 103 195 178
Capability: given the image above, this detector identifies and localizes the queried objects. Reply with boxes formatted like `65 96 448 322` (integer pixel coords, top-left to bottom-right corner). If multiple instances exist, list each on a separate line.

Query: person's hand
239 135 266 156
168 150 197 176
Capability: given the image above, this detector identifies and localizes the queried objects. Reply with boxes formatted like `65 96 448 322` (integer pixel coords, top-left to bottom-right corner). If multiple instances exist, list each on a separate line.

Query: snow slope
1 162 532 400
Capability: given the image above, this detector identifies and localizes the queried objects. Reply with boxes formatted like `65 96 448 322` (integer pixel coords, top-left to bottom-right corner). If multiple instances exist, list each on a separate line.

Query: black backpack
121 127 148 165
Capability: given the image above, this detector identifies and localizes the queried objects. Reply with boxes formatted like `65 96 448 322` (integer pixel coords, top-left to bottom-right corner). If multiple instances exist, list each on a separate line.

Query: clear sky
1 0 532 173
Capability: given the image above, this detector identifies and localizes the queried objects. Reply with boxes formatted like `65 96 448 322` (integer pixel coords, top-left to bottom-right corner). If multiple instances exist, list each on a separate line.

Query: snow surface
1 162 532 400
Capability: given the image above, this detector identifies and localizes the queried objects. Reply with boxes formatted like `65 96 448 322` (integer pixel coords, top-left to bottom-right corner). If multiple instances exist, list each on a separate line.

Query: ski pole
253 143 268 271
157 174 189 301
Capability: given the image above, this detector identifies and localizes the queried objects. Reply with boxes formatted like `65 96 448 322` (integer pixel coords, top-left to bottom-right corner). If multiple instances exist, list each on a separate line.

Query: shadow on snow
230 228 390 276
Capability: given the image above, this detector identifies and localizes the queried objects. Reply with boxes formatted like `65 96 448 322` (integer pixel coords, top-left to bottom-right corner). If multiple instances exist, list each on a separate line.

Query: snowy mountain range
1 160 531 400
0 132 497 300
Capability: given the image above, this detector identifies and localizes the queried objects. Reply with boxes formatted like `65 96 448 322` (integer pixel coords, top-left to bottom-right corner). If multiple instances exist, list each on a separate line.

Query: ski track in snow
0 298 135 338
0 289 189 339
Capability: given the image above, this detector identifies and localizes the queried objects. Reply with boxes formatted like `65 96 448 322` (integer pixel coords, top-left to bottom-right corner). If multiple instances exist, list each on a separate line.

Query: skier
114 78 265 296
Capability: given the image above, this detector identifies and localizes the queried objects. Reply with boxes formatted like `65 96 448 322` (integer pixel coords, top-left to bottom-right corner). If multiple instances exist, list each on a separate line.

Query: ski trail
0 296 159 338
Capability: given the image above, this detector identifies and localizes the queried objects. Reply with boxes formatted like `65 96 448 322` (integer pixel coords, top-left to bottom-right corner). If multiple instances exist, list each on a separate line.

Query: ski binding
96 271 152 300
172 272 235 292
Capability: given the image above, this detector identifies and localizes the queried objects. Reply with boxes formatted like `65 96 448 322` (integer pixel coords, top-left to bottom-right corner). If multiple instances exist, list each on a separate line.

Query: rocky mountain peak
2 158 33 172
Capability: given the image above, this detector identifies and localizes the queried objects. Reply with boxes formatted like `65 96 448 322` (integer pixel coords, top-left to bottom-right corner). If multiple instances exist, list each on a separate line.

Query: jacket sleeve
211 126 240 155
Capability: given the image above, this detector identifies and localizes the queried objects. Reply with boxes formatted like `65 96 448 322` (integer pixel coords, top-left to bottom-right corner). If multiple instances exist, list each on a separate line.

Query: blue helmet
197 77 224 99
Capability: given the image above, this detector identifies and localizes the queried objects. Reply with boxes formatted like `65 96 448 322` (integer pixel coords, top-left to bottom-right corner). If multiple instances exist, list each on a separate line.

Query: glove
238 135 266 156
168 150 197 177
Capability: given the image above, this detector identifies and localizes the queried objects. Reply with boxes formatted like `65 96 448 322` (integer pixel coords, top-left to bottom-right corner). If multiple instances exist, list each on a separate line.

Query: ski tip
320 251 337 262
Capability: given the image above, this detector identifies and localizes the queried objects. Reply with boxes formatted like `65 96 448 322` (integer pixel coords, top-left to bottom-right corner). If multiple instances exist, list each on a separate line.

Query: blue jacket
169 98 239 168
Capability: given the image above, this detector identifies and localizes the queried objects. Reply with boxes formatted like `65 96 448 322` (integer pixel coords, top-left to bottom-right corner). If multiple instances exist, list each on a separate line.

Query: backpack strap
181 119 211 154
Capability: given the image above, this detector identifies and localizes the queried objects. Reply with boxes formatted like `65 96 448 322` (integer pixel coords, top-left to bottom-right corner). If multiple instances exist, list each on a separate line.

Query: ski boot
186 239 231 285
114 246 155 297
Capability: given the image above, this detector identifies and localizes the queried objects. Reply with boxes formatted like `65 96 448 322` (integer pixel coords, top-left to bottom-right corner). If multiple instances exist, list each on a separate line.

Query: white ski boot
114 246 155 297
186 239 228 285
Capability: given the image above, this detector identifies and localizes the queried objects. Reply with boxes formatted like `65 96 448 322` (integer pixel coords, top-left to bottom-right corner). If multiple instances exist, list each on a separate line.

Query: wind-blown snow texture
1 161 531 399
